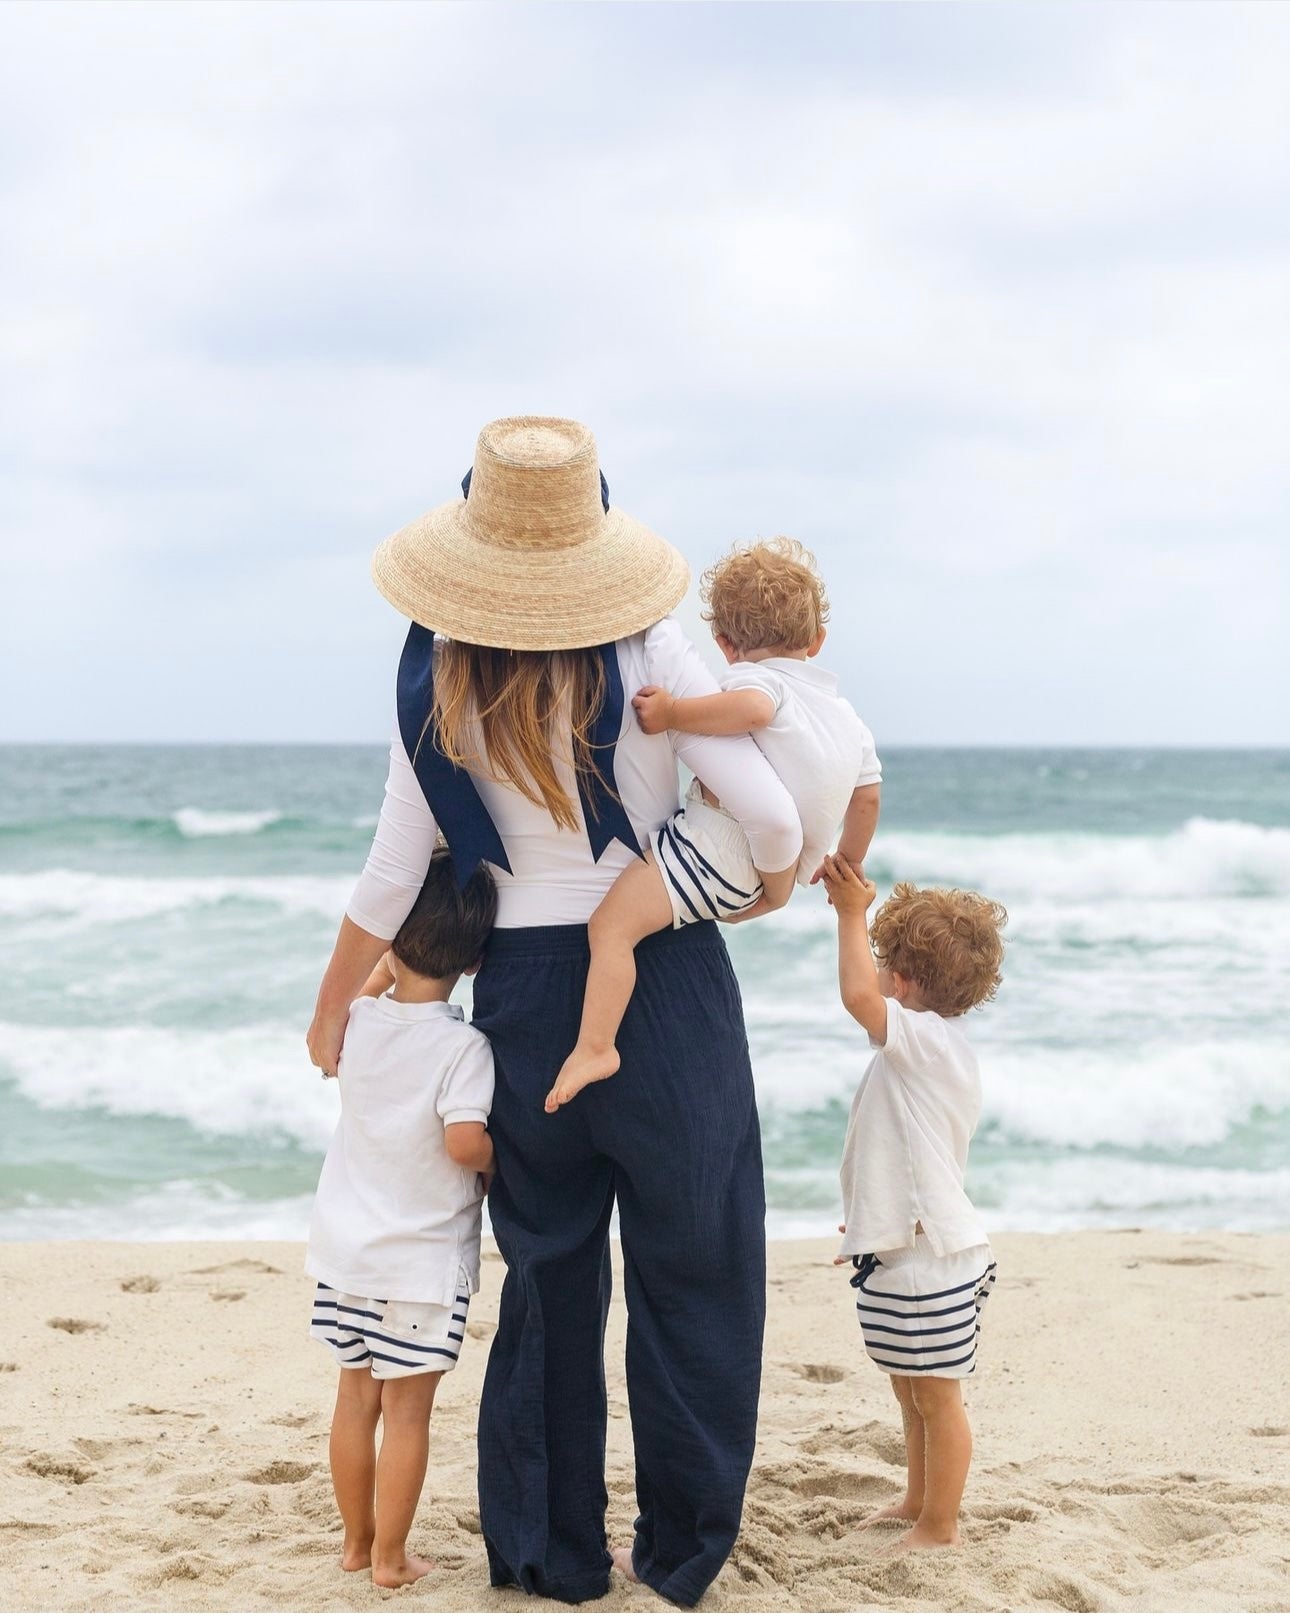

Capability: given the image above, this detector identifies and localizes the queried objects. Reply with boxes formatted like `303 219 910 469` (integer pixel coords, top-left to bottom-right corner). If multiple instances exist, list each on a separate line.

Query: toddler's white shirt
838 998 989 1259
306 994 494 1305
721 658 881 884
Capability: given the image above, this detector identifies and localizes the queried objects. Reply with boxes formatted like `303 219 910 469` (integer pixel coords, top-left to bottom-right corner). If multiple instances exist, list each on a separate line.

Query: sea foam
171 807 285 837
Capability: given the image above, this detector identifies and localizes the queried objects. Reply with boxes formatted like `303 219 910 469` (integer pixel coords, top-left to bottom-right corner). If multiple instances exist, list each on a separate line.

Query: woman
307 417 802 1607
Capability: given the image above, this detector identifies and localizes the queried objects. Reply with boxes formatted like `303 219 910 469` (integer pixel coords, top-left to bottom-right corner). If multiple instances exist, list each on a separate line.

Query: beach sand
1 1232 1287 1613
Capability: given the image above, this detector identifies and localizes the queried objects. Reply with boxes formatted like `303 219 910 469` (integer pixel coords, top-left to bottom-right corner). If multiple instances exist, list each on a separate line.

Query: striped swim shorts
309 1271 470 1379
851 1235 997 1379
653 782 763 929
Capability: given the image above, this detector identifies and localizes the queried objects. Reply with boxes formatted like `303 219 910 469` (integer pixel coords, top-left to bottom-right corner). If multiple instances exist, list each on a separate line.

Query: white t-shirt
346 618 803 933
306 995 495 1305
838 998 988 1259
721 658 881 884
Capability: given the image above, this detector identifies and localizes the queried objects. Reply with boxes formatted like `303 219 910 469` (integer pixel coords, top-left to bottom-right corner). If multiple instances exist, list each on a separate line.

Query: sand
1 1232 1287 1613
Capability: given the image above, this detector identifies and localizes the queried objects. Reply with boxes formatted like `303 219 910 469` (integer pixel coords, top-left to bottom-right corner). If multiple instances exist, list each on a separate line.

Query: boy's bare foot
340 1539 372 1571
372 1552 435 1588
860 1497 920 1528
545 1045 621 1112
611 1546 641 1583
886 1522 960 1553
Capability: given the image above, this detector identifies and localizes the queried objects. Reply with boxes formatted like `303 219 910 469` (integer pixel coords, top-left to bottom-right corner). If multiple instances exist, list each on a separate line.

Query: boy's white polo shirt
721 658 881 884
838 997 989 1260
306 994 494 1307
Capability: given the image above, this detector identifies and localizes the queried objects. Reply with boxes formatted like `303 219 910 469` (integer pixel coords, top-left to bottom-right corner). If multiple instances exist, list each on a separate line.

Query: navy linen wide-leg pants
471 920 766 1608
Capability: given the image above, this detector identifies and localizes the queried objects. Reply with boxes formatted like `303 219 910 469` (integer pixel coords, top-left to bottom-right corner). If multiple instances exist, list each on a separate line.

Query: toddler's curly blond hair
870 883 1007 1017
700 536 828 654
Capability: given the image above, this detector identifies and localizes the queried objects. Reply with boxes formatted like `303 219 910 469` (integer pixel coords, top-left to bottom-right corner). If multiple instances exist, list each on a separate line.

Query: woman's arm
306 726 439 1075
306 916 394 1075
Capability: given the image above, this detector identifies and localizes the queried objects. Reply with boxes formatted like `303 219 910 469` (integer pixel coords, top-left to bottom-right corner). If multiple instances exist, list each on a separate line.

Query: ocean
2 745 1288 1242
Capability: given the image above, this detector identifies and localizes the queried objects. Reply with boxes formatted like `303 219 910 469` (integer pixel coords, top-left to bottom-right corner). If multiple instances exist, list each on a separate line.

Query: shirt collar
370 994 467 1023
746 657 839 693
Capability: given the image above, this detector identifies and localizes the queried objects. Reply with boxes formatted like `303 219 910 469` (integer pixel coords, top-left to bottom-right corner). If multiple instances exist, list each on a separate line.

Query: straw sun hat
371 416 691 651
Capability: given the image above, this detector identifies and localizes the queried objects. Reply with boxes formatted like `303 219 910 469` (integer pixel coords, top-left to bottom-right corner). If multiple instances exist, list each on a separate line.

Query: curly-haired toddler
547 537 881 1109
820 860 1006 1552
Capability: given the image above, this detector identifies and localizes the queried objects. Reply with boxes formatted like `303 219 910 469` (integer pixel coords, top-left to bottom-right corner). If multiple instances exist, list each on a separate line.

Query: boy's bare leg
329 1366 383 1570
861 1375 925 1527
545 853 674 1110
372 1371 442 1589
890 1377 970 1550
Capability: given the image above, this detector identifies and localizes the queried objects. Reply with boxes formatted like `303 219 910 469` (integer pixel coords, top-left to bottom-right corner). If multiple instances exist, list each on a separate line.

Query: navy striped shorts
851 1235 997 1379
652 782 763 929
309 1269 470 1379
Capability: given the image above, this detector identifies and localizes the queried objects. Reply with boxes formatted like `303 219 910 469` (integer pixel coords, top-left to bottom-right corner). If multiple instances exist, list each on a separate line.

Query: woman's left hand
306 1005 349 1079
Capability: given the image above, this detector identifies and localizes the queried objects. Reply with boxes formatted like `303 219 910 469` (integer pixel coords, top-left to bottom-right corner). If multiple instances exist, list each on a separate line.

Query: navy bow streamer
395 623 642 889
461 466 611 513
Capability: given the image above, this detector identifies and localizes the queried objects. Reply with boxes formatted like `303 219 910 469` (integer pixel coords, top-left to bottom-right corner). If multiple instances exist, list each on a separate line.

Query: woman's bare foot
340 1538 373 1572
886 1521 960 1553
860 1497 920 1528
611 1546 640 1583
545 1045 621 1112
372 1552 435 1588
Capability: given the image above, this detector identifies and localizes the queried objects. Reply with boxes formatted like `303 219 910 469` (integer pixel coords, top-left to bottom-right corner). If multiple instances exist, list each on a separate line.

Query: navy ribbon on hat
461 466 611 512
395 622 641 890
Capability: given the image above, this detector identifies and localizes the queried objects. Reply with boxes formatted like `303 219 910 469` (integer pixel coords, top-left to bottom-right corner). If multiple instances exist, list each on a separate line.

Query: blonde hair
700 536 828 654
870 883 1008 1017
426 641 611 834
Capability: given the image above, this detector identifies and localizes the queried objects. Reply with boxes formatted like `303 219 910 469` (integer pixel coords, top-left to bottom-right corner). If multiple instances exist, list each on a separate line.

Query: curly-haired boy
820 861 1007 1552
546 537 881 1109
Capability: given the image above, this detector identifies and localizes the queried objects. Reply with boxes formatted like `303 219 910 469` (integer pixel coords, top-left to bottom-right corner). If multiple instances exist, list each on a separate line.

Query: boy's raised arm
633 684 776 737
821 855 887 1044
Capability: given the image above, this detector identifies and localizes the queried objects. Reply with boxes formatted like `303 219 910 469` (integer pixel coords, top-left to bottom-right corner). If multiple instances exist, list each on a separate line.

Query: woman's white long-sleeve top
347 618 804 933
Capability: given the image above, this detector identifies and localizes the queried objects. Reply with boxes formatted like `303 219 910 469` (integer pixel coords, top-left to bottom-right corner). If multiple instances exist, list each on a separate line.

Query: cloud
0 0 1286 744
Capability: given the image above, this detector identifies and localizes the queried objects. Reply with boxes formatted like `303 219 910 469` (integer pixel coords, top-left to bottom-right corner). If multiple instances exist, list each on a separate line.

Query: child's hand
632 685 675 735
821 854 876 915
833 1222 850 1266
810 855 864 902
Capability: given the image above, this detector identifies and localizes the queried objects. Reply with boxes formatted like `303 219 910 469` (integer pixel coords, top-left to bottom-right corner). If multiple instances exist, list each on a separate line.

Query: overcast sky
1 0 1287 746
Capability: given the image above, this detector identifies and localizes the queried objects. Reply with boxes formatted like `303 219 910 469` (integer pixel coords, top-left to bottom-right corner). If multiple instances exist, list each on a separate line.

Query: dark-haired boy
306 850 498 1589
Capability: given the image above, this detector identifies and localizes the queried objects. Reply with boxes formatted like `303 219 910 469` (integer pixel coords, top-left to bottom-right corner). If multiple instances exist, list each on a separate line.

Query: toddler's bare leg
329 1366 383 1570
372 1371 442 1588
861 1374 925 1527
545 853 674 1111
891 1376 970 1550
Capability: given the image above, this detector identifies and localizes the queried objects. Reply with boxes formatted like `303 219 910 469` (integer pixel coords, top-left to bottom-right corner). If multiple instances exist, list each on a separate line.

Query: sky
1 0 1287 747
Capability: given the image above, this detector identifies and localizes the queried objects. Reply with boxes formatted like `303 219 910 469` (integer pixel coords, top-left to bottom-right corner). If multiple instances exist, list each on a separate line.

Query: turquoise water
2 745 1288 1239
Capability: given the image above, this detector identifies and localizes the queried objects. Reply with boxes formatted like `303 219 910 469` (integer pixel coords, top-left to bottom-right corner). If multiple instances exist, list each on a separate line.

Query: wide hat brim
372 499 691 651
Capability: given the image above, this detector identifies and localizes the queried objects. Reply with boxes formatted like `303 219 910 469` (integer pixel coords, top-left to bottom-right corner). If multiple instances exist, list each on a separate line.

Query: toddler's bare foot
860 1497 920 1528
372 1552 435 1588
886 1522 960 1553
545 1045 621 1112
611 1546 641 1584
340 1538 372 1571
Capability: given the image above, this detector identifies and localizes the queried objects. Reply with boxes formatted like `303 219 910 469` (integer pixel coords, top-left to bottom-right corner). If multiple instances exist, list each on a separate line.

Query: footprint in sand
1135 1254 1221 1267
0 1362 17 1372
210 1289 246 1302
792 1363 847 1384
467 1321 496 1340
190 1258 282 1276
244 1460 315 1485
120 1275 161 1293
1249 1425 1288 1438
25 1454 95 1485
47 1317 105 1335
